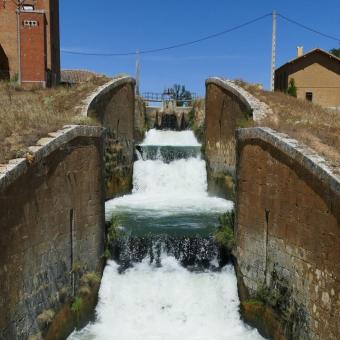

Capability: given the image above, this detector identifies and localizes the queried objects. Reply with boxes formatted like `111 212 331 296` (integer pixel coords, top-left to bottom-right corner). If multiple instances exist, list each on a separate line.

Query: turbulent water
69 257 262 340
105 129 233 233
69 129 263 340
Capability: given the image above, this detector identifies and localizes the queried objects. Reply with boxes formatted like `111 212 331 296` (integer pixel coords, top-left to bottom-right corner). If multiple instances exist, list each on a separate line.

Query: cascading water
69 129 263 340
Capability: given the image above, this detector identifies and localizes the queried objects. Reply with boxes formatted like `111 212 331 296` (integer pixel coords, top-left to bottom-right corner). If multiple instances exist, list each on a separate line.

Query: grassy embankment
236 80 340 173
0 73 109 164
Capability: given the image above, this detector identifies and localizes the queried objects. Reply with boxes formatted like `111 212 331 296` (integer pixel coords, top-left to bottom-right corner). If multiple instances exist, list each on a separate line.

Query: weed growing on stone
104 215 124 258
81 272 100 288
71 296 83 319
214 211 235 251
107 216 122 242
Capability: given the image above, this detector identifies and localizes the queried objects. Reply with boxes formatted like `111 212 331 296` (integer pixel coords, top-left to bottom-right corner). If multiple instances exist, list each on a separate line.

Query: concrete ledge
236 127 340 196
206 77 272 121
0 125 104 192
81 75 136 117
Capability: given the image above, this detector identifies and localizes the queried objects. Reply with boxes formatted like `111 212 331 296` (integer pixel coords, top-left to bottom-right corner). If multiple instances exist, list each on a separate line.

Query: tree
329 48 340 58
168 84 192 107
287 78 297 97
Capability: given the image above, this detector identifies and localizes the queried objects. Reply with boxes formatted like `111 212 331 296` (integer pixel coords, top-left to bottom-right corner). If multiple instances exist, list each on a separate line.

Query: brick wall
0 1 18 78
0 0 60 86
20 11 47 85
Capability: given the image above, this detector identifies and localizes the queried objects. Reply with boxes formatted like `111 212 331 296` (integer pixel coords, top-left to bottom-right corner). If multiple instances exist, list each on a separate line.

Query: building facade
0 0 60 87
275 48 340 109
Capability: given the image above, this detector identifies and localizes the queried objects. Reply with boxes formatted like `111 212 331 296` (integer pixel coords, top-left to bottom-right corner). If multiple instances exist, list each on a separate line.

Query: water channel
69 129 263 340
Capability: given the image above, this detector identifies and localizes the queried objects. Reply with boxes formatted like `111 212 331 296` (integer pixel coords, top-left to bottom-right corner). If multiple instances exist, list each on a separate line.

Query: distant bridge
142 92 199 103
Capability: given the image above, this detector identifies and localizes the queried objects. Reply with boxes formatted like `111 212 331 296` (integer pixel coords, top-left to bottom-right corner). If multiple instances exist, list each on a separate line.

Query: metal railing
142 92 199 102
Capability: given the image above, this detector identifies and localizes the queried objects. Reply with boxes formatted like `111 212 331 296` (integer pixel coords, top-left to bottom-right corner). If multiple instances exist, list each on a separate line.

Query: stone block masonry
205 77 272 198
0 125 105 339
82 76 136 199
235 127 340 339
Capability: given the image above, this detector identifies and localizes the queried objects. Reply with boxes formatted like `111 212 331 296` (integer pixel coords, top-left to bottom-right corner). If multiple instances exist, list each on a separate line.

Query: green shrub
71 296 83 315
103 247 111 259
188 108 195 127
287 78 297 97
81 272 100 287
214 211 235 251
107 215 122 243
252 284 281 307
193 124 204 143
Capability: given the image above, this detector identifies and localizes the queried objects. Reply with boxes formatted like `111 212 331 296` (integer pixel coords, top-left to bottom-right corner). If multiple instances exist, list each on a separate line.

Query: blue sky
60 0 340 94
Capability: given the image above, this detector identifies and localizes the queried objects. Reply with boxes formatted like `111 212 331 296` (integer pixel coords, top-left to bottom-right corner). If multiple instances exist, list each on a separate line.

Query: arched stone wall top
237 127 340 196
81 75 136 117
0 125 104 192
206 77 272 121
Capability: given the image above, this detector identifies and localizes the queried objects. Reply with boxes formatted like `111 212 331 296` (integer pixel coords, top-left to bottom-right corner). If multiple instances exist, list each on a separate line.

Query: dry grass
0 75 109 163
61 69 106 83
235 80 340 172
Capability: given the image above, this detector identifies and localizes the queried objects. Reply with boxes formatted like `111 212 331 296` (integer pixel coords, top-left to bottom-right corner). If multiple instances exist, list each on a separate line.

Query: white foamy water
141 129 201 146
106 130 232 219
68 130 263 339
69 257 263 340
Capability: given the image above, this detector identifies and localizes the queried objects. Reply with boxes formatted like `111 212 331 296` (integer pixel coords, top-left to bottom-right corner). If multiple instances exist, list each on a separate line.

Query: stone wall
134 96 147 143
235 127 340 339
205 77 271 198
0 125 105 339
82 76 136 199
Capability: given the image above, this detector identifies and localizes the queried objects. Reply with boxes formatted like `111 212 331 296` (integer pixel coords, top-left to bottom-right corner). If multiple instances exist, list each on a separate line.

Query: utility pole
135 49 141 96
270 10 276 91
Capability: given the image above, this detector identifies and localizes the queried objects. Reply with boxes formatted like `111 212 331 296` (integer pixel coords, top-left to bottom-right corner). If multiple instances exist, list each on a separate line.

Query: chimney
297 46 303 57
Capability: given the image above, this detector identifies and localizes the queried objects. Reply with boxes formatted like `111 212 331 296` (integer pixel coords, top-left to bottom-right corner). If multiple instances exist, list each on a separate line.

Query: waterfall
106 129 232 219
68 129 263 340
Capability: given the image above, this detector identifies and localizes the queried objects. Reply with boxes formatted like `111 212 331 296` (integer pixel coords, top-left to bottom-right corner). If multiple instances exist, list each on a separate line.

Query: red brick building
0 0 60 87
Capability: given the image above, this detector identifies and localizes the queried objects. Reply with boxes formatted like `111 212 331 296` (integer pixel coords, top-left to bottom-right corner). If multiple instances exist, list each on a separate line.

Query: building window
306 92 313 102
23 20 38 27
22 5 34 11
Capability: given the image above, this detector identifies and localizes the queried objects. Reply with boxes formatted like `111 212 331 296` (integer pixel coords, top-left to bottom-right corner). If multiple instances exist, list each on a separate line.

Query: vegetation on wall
287 78 297 97
187 98 205 144
213 210 235 252
104 215 123 258
236 108 254 128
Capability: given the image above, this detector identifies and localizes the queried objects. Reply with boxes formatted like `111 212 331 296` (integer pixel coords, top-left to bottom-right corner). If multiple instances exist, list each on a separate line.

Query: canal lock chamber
68 129 264 340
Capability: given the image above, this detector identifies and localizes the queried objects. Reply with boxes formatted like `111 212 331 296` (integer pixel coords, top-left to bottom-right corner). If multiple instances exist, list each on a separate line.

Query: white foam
141 129 201 146
105 156 233 220
69 130 261 340
69 257 263 340
106 130 232 219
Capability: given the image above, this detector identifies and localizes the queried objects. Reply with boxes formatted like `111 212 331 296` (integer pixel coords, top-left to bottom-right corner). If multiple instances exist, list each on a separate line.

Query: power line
61 12 340 58
61 13 272 56
277 13 340 43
